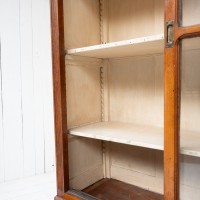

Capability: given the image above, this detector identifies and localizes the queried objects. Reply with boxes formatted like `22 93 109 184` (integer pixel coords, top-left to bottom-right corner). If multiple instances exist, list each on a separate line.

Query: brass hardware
166 20 174 48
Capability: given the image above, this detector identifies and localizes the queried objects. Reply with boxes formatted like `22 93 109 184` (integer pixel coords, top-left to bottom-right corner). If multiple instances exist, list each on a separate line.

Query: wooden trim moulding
175 24 200 40
51 0 69 198
64 194 81 200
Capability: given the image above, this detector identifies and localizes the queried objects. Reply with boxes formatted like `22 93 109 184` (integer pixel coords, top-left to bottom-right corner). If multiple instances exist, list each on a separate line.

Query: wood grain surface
84 179 163 200
51 0 69 198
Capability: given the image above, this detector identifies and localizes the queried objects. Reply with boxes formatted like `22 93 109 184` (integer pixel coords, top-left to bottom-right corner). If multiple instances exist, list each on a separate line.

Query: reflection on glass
182 0 200 26
180 37 200 200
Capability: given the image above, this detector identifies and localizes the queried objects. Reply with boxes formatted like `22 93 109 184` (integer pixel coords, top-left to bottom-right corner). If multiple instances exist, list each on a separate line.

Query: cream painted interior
64 0 200 198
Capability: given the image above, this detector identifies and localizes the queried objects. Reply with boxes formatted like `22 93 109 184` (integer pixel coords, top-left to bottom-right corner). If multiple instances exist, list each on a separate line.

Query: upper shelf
66 34 164 59
69 122 200 157
66 34 200 59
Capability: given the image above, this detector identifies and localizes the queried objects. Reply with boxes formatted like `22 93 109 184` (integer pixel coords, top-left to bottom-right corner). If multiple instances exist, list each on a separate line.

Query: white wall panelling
0 31 4 183
0 0 24 181
39 0 55 173
20 0 35 177
0 0 54 182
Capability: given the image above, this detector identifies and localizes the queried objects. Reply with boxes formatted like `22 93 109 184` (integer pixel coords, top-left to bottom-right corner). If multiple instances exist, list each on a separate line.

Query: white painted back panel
0 0 55 182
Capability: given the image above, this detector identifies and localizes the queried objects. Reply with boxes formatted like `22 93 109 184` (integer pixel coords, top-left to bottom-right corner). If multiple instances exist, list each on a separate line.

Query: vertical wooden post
50 0 69 198
164 1 180 200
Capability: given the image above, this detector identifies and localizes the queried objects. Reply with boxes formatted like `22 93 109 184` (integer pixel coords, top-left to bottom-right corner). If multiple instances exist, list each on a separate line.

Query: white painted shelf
69 122 200 157
66 34 164 58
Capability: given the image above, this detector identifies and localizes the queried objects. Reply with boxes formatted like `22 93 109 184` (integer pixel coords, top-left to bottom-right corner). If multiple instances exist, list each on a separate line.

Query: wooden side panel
66 56 103 189
108 0 164 42
109 55 164 126
68 136 103 190
65 56 103 190
64 55 103 190
51 0 69 196
66 56 102 129
63 0 100 49
0 0 24 181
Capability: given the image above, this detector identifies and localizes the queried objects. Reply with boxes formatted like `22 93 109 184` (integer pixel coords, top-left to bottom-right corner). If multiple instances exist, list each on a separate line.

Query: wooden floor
0 172 56 200
84 179 164 200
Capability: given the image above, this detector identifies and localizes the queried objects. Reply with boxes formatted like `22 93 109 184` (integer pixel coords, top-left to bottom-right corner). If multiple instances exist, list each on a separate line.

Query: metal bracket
166 20 174 48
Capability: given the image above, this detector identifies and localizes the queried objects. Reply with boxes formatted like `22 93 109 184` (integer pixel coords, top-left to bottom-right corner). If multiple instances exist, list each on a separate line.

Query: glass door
164 0 200 200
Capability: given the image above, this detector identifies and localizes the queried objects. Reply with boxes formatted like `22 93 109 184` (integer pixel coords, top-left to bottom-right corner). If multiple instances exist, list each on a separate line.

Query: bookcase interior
63 0 200 199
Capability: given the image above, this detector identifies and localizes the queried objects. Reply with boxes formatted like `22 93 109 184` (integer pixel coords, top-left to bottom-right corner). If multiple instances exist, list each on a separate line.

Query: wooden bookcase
51 0 200 199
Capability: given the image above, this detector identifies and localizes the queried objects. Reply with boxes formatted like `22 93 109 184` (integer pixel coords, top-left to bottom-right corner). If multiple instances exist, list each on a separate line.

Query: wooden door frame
164 0 200 200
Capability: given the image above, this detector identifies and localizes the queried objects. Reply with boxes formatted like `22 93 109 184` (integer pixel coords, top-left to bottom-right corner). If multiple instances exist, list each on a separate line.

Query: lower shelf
83 179 163 200
69 121 200 157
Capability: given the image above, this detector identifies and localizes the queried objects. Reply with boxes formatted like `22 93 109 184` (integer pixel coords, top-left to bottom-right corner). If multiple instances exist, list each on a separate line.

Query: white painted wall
0 0 55 182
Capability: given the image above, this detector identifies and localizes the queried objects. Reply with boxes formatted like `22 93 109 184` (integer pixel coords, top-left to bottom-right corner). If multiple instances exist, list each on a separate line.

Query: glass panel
182 0 200 26
180 37 200 200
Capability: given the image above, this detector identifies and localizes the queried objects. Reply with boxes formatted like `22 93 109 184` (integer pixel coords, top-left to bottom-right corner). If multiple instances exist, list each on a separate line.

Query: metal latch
166 20 174 48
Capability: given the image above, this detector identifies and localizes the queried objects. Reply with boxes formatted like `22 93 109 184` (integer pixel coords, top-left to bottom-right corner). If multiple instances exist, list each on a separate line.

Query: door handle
166 20 174 48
